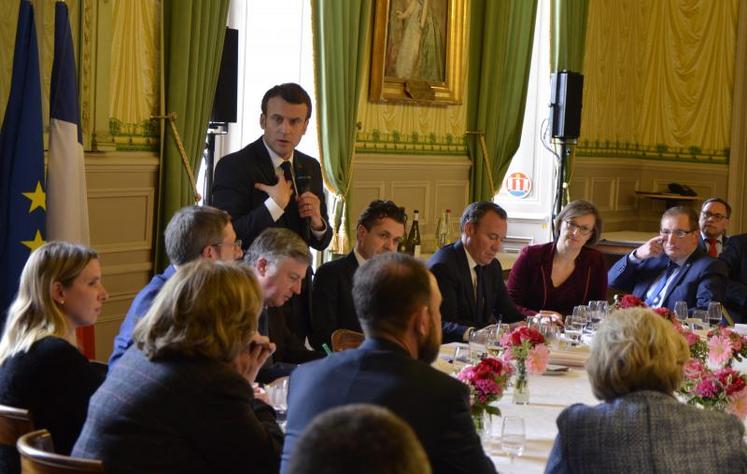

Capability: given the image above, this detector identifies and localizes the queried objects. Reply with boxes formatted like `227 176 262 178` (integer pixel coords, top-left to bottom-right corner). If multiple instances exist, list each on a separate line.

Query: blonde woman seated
73 260 282 473
545 308 747 473
0 242 108 474
508 200 607 319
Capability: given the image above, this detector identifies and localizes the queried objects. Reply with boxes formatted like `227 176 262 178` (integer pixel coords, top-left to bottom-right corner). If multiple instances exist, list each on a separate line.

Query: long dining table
435 343 597 473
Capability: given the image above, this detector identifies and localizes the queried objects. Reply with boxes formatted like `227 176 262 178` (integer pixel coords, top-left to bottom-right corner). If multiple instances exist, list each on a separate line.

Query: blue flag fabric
0 0 46 324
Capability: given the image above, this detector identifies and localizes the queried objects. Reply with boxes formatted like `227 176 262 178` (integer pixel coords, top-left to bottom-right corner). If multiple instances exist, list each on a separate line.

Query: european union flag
0 0 46 324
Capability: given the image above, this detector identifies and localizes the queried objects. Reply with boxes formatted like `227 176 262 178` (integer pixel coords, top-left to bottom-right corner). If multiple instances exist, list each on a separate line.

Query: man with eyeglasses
608 206 727 312
109 205 243 367
698 198 731 257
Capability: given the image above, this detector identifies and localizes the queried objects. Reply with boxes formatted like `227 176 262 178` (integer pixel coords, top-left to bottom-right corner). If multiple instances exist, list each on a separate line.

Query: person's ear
259 113 266 130
201 245 216 260
51 281 65 305
413 305 430 337
256 257 269 277
464 221 475 237
356 224 367 242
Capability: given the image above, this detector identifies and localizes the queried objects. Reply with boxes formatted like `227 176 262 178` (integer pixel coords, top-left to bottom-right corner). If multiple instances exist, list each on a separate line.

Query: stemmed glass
267 377 288 429
674 301 688 323
501 416 526 463
708 302 723 328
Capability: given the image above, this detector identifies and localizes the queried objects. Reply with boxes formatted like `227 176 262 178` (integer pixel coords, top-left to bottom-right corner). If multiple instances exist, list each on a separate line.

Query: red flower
716 368 747 395
619 294 646 309
508 327 545 347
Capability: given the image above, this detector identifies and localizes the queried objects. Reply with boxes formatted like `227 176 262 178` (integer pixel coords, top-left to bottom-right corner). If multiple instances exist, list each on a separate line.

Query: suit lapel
254 138 280 185
453 242 477 316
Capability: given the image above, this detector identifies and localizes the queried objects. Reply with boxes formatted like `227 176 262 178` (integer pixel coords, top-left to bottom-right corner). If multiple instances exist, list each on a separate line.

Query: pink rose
694 377 720 399
727 387 747 420
683 331 700 347
683 358 705 380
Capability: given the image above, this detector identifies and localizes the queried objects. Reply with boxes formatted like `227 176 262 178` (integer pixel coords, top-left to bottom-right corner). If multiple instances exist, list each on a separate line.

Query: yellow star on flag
21 230 46 252
21 181 46 213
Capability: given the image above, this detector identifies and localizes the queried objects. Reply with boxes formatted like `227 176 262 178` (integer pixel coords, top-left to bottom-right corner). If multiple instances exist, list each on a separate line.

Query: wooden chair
330 329 365 352
18 429 103 473
0 404 34 448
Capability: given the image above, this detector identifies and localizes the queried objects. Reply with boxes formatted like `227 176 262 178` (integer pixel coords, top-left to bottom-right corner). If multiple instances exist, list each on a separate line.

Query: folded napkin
549 346 590 367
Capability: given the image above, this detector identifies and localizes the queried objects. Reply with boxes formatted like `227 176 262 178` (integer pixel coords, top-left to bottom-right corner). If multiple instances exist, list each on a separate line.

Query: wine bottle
436 209 449 248
407 210 422 258
397 207 409 253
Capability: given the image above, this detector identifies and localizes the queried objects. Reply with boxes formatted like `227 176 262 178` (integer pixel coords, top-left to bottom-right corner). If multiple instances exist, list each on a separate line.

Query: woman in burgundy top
507 200 608 318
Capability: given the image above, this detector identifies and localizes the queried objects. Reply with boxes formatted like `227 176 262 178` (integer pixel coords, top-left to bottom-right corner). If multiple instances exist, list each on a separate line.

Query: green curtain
467 0 538 201
551 0 590 72
311 0 371 255
154 0 229 270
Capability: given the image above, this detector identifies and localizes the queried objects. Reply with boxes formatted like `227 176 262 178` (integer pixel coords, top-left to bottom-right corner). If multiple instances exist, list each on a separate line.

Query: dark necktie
280 161 296 194
707 238 718 257
645 262 679 307
475 265 486 325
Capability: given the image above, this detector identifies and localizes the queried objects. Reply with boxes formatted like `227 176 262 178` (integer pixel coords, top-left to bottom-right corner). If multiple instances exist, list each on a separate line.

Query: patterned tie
645 262 679 307
280 161 296 194
707 238 718 257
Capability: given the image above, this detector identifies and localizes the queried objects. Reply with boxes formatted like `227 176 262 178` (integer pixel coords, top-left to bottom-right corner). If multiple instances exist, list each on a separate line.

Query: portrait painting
369 0 465 104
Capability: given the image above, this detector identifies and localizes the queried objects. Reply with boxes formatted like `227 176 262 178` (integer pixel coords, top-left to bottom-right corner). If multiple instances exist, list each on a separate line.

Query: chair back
18 429 103 473
330 329 365 352
0 404 33 447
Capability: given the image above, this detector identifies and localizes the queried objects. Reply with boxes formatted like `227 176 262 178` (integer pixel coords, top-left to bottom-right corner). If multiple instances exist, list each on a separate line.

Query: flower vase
472 411 485 437
513 360 530 405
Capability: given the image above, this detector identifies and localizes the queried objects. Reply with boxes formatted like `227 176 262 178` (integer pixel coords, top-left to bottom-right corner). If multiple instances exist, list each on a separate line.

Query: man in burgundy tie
699 198 731 257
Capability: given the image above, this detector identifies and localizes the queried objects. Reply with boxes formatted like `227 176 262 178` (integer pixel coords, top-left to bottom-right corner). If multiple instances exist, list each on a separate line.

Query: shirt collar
263 138 294 169
353 248 367 266
700 233 724 245
462 243 479 271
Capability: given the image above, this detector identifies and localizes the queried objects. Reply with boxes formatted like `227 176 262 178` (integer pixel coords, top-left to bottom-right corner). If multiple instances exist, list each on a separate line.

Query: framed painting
369 0 466 105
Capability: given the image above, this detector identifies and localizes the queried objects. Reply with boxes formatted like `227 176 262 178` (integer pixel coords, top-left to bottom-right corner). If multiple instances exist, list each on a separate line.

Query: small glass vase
513 360 530 405
471 410 496 442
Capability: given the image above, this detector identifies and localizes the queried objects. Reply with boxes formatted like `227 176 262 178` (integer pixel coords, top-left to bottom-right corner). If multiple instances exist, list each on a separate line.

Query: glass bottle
407 210 422 258
397 207 409 253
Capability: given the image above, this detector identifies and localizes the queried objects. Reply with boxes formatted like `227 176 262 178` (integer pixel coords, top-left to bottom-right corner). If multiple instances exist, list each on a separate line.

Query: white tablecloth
436 344 598 473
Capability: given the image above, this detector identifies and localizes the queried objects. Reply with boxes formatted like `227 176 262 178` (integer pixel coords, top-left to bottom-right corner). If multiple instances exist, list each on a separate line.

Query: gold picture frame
369 0 466 105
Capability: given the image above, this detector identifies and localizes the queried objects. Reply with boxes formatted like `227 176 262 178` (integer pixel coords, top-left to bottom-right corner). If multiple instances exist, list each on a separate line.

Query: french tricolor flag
47 1 94 358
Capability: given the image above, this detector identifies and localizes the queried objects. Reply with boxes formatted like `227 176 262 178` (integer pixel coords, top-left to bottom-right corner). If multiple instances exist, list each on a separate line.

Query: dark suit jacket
428 241 524 330
546 391 747 474
212 136 332 250
310 252 360 350
508 242 608 317
607 247 727 311
73 348 283 474
720 233 747 323
279 338 496 474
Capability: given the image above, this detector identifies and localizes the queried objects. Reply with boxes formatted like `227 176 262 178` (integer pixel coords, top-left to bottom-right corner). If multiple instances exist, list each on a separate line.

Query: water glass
691 310 709 331
674 301 688 322
267 377 288 426
501 416 526 463
453 345 471 364
469 330 488 362
707 302 723 328
563 315 585 343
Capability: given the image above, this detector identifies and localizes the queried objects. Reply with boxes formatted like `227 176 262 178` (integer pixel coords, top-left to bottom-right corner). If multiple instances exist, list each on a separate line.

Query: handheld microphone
295 168 312 243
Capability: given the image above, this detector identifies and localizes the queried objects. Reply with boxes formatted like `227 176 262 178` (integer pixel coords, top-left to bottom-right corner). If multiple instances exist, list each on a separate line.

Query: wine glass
267 377 288 429
674 301 688 323
501 416 526 463
707 302 723 328
691 310 709 331
453 345 470 364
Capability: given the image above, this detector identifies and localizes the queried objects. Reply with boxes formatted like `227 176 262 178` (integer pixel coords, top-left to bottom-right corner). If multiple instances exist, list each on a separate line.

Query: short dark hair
244 227 311 267
164 206 231 266
701 198 731 218
553 200 603 245
662 206 699 231
459 201 507 232
353 253 431 337
357 200 406 230
286 404 431 474
261 83 312 120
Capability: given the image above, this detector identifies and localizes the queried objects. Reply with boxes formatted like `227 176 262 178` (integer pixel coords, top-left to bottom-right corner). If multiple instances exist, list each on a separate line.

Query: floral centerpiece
613 294 747 419
457 357 513 432
500 326 550 404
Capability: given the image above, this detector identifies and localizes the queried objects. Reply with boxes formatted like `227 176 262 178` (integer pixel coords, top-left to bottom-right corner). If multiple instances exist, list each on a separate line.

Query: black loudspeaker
211 28 238 124
550 71 584 140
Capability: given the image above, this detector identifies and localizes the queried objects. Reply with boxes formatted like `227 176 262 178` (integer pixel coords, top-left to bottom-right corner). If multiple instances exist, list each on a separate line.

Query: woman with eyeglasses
0 242 108 474
507 200 608 318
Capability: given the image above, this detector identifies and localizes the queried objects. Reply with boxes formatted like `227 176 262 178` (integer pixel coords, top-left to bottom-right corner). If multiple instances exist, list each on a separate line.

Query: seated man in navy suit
720 233 747 323
427 201 524 338
608 206 727 311
280 253 496 474
310 200 406 350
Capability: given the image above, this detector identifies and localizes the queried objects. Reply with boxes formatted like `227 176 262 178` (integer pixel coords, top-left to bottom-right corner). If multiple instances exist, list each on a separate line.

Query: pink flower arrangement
500 326 550 375
457 357 512 419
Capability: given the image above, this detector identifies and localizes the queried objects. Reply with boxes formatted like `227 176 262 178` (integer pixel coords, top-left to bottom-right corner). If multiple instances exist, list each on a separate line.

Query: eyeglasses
212 239 243 251
659 229 695 239
701 211 728 221
564 220 593 236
